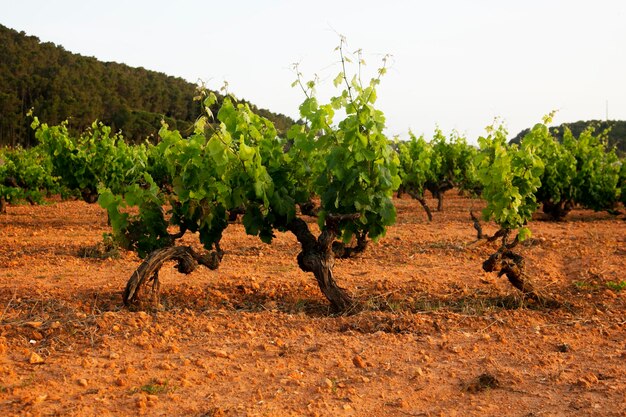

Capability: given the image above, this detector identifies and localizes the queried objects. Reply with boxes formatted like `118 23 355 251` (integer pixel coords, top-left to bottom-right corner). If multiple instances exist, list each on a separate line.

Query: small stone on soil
352 355 367 369
29 352 45 364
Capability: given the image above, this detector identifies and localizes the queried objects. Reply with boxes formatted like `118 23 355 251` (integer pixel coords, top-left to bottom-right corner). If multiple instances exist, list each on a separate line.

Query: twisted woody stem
287 213 360 312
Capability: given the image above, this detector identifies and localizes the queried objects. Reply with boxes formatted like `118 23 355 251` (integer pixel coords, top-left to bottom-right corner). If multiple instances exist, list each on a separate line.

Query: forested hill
510 120 626 156
0 24 295 147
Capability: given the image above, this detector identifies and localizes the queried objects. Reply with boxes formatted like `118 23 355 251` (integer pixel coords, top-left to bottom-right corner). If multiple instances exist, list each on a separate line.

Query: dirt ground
0 194 625 417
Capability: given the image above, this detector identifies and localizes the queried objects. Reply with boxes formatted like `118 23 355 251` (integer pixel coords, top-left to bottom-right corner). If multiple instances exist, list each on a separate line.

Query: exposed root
427 180 454 212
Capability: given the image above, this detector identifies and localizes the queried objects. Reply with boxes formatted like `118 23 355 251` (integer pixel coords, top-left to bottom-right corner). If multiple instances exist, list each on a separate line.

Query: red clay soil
0 194 625 417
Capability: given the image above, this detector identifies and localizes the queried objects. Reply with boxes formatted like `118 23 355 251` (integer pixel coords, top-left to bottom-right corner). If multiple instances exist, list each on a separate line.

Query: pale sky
2 0 625 142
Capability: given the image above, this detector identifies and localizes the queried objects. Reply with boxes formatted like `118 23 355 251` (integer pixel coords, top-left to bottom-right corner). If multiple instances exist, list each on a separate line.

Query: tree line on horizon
0 24 295 147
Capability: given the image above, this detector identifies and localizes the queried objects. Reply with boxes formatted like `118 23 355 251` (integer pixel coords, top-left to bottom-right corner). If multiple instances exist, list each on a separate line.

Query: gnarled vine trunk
407 190 433 221
471 217 558 306
482 250 535 294
435 191 444 212
482 249 553 304
542 200 573 220
287 217 353 312
123 245 223 307
428 180 454 212
81 187 99 204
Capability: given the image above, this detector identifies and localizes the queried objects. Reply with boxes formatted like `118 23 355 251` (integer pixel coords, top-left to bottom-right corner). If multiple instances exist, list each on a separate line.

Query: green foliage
289 47 400 242
397 128 479 217
606 280 626 292
34 117 149 199
98 92 299 255
30 116 171 255
397 132 432 197
520 120 576 217
0 145 58 207
562 128 621 212
426 130 447 189
98 175 172 258
96 45 400 260
475 122 544 239
449 134 481 195
397 128 480 211
521 121 622 217
129 379 175 395
428 128 475 191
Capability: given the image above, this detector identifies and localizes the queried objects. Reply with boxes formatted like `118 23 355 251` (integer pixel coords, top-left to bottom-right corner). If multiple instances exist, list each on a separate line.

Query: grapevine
522 117 622 220
33 118 149 204
397 132 434 220
426 129 479 211
474 120 546 301
0 145 58 213
99 43 400 312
